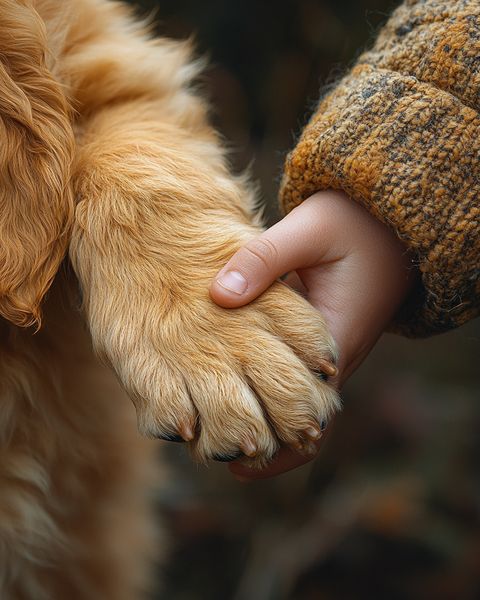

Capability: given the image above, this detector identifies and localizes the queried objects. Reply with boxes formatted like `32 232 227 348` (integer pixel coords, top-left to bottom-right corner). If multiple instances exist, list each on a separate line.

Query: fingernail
216 271 248 295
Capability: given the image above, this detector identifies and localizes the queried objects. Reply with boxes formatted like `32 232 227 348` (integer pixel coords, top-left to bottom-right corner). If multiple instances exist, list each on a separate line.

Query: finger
209 201 330 308
228 443 321 481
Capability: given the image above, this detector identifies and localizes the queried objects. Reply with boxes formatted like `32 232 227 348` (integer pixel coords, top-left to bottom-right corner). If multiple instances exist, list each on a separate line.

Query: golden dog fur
0 1 340 597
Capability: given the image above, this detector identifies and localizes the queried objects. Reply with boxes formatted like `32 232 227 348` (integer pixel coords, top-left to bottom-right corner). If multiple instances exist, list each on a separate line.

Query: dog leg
0 279 161 600
50 0 340 466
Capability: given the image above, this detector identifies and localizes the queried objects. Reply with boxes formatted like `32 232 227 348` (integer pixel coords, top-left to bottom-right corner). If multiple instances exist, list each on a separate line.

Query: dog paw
97 275 340 468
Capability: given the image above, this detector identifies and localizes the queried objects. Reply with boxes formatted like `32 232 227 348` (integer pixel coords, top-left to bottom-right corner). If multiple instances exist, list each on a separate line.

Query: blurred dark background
126 1 480 598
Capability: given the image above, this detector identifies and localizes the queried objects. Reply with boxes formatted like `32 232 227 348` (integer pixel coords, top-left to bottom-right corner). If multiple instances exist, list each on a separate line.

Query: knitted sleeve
280 0 480 337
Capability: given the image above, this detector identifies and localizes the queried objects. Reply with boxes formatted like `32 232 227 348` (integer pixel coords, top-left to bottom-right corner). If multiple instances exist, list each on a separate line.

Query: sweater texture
280 0 480 337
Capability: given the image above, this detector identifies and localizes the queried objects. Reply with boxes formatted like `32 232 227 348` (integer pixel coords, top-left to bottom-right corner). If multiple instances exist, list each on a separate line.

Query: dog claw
304 426 322 441
240 439 257 458
317 359 338 378
290 438 304 453
178 421 195 442
290 437 318 457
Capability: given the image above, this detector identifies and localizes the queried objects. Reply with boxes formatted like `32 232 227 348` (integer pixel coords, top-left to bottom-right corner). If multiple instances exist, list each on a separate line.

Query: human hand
209 190 415 480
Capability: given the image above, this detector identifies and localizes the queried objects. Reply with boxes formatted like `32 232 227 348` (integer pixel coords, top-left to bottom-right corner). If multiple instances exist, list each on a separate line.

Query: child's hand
209 190 415 480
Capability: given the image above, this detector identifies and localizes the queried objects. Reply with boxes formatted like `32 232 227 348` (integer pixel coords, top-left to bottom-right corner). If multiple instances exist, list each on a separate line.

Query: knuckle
243 237 279 271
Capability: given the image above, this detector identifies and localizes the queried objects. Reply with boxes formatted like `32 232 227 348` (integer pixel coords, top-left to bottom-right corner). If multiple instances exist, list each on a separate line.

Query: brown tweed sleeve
280 0 480 337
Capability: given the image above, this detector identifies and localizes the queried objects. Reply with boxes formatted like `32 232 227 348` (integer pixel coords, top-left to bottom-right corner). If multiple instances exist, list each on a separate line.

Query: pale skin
209 190 416 480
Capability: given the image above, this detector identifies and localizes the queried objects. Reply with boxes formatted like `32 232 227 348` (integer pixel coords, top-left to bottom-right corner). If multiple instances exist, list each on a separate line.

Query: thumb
209 203 325 308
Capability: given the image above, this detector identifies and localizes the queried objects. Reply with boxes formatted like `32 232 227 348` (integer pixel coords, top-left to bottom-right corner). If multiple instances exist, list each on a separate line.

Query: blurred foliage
133 0 399 220
122 1 480 598
157 321 480 600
